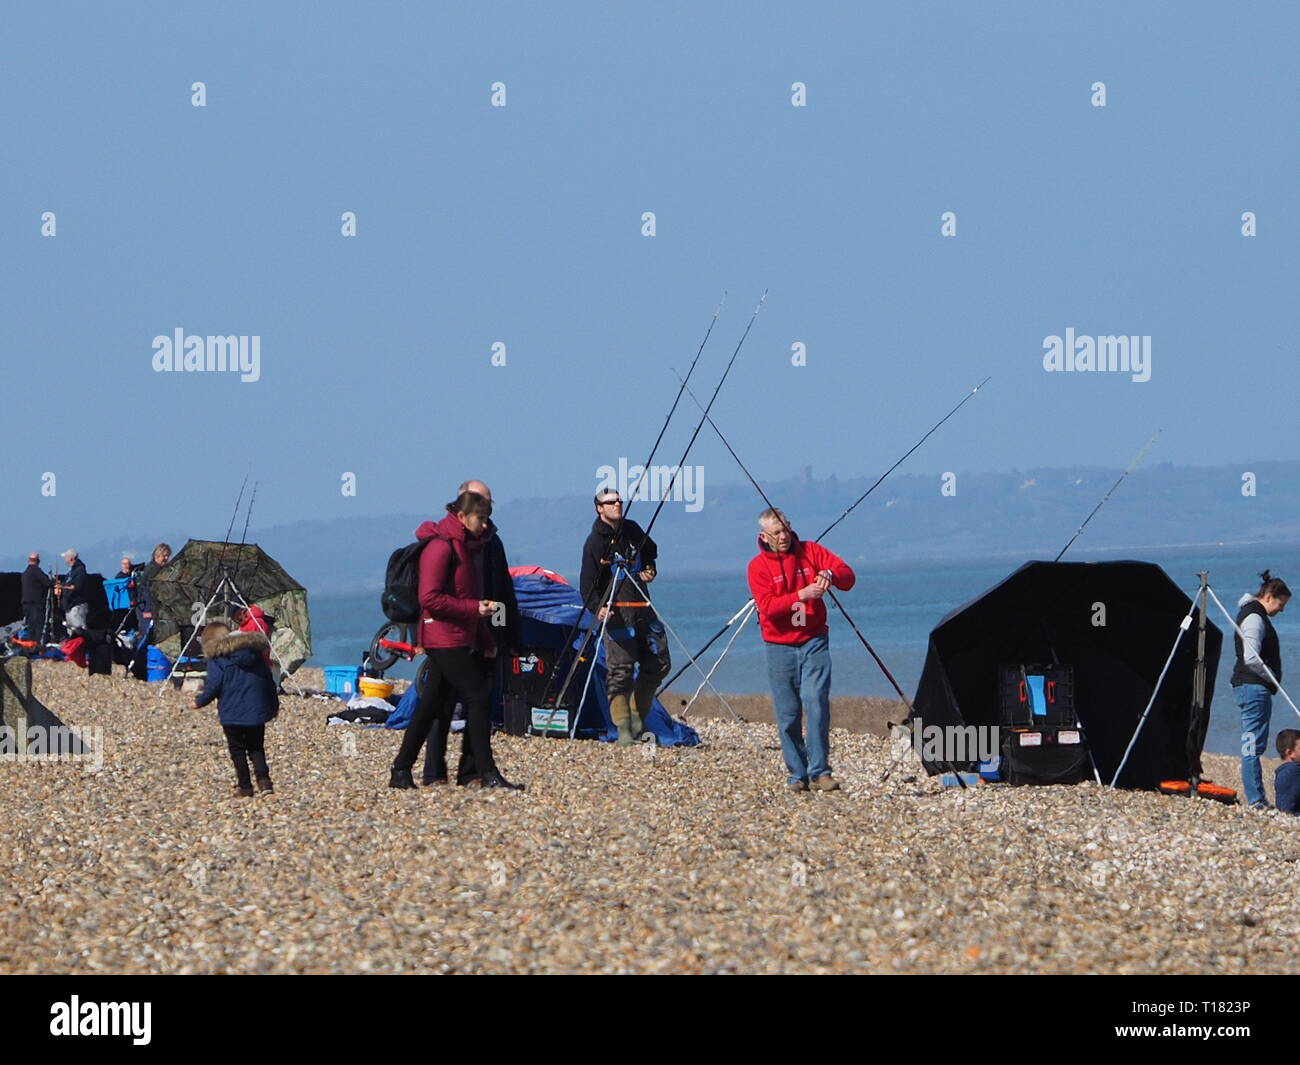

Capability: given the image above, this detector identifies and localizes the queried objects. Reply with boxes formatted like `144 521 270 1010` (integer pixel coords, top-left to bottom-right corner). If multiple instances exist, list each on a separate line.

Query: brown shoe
786 779 809 793
256 776 275 795
231 784 255 799
810 775 841 792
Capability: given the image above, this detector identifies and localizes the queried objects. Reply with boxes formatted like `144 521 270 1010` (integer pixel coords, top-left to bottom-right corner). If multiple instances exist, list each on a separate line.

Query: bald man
418 479 522 786
456 480 519 652
21 553 52 648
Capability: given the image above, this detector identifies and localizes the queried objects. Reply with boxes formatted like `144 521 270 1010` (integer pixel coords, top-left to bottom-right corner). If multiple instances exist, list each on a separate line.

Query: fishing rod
672 379 967 786
538 293 730 711
1053 429 1161 562
634 289 767 549
238 483 257 547
215 473 250 582
816 377 990 542
615 292 726 533
657 376 989 696
551 290 767 713
230 482 260 607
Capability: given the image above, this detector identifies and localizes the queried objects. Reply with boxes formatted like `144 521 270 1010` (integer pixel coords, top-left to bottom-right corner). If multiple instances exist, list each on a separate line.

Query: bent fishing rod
1054 428 1161 561
550 290 768 713
817 377 989 542
674 383 968 785
657 376 989 696
537 292 729 710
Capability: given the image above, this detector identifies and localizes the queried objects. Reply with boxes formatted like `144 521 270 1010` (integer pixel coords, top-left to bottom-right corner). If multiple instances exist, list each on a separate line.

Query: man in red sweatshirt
746 508 855 792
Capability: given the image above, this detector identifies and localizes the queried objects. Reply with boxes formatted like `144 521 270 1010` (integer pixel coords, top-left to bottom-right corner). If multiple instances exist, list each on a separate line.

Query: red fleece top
746 534 855 644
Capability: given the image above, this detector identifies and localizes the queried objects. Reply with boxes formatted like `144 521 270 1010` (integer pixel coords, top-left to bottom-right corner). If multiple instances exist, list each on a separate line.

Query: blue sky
3 1 1296 558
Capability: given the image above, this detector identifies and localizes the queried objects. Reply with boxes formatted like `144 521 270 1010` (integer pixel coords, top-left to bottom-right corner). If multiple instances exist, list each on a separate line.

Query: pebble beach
4 662 1299 975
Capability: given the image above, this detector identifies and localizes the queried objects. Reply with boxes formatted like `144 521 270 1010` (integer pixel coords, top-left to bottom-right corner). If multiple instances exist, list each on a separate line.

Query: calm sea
309 542 1300 757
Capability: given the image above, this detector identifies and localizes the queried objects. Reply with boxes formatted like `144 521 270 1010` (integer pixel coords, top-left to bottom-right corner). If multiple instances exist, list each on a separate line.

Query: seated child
194 619 280 798
1274 729 1300 815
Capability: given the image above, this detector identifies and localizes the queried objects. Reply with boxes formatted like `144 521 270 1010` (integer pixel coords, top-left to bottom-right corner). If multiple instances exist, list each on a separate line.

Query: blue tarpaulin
385 571 699 747
104 577 132 611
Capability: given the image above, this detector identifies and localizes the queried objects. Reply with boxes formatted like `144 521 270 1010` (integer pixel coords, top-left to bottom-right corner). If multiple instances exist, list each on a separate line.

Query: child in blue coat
195 620 280 797
1275 730 1300 815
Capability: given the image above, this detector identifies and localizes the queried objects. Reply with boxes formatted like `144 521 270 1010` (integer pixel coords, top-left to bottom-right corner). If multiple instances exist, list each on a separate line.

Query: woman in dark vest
1233 570 1291 809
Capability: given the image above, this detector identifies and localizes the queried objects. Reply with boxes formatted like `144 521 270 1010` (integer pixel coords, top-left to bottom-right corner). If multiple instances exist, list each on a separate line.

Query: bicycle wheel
368 621 407 672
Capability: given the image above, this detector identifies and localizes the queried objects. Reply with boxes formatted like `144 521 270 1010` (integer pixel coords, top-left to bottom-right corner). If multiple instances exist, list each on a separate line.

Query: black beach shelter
911 561 1222 789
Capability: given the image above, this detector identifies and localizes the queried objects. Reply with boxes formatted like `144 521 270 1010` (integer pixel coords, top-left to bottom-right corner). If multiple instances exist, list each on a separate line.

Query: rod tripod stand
159 573 302 696
546 558 760 750
1111 572 1299 791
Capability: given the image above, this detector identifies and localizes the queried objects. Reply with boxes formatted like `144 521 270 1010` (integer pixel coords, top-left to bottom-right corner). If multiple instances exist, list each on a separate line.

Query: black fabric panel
911 561 1222 789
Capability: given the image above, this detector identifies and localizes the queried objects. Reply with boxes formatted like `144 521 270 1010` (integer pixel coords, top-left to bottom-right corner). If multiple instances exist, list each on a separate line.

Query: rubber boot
609 692 635 745
630 678 658 742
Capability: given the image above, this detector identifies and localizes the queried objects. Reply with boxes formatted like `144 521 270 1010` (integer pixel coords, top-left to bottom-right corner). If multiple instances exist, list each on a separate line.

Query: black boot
480 769 525 792
389 767 416 789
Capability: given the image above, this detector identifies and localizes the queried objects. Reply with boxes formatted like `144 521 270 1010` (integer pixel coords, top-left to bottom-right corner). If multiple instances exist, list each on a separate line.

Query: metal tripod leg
569 569 619 739
621 571 763 754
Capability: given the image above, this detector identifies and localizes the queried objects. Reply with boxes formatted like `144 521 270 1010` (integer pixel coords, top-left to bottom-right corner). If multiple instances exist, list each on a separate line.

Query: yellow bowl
358 677 394 699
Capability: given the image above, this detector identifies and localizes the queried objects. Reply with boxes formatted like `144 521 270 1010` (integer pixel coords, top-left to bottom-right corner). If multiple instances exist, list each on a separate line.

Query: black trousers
22 605 44 645
420 678 480 783
223 724 270 788
393 648 495 779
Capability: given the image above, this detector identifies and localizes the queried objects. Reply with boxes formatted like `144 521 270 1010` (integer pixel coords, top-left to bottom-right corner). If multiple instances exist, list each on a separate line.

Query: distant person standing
114 556 138 617
20 553 52 648
580 489 669 746
56 549 89 634
746 508 855 793
1233 570 1291 810
136 543 172 640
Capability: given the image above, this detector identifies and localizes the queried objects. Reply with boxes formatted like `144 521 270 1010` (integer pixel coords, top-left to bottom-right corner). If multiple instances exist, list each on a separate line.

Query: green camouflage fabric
146 540 312 673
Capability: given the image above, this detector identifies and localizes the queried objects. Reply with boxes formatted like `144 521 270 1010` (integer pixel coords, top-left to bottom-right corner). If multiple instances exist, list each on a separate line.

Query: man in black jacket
20 553 52 648
56 550 89 634
419 479 521 786
580 490 670 745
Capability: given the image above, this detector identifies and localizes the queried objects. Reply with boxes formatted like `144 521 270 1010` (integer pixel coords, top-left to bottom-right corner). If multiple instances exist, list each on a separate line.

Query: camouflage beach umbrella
146 540 312 672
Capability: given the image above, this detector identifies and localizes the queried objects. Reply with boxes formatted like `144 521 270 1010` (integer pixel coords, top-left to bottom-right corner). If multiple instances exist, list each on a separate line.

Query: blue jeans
765 634 832 784
1236 683 1274 807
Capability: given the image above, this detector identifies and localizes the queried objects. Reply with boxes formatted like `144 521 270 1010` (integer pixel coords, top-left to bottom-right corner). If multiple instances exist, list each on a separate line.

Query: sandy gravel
3 661 1298 974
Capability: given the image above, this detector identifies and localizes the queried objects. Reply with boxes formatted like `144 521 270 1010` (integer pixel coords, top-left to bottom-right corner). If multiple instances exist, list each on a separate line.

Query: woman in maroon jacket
389 492 524 791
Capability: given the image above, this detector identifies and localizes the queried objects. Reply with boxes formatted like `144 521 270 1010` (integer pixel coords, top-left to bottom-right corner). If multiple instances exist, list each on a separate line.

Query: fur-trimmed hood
204 629 270 659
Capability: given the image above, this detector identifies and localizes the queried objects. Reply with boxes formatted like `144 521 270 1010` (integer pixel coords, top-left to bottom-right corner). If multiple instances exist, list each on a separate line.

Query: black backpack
381 534 452 623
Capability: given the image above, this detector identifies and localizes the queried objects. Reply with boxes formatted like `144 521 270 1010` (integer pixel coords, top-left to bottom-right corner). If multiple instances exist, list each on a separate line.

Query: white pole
1109 603 1195 788
559 565 618 739
158 579 227 693
224 579 303 696
621 570 761 753
679 600 756 717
